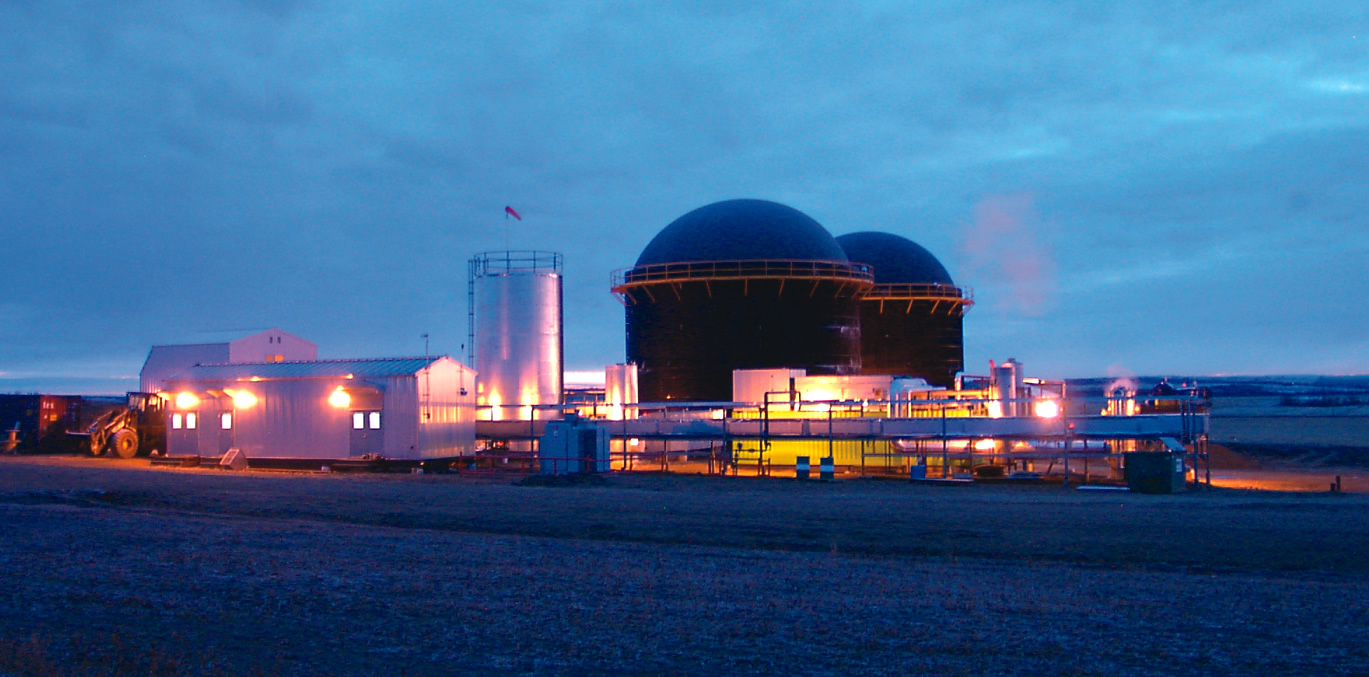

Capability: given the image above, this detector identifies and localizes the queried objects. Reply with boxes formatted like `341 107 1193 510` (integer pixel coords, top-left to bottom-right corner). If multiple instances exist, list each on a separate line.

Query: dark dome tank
636 199 849 266
614 200 873 402
836 232 954 286
836 232 972 388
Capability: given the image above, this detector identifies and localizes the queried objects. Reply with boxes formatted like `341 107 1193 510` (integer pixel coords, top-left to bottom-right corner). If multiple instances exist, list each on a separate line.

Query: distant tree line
1279 395 1366 408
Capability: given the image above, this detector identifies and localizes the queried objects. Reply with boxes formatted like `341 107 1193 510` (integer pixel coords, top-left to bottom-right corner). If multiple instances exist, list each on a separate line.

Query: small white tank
992 358 1023 417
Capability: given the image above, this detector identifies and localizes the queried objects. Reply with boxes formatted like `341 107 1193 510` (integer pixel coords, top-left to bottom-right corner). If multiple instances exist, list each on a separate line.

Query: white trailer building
140 328 318 394
162 356 476 462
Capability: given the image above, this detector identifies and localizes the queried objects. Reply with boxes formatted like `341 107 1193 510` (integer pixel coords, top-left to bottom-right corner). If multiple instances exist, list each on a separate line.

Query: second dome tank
836 232 972 388
615 200 873 402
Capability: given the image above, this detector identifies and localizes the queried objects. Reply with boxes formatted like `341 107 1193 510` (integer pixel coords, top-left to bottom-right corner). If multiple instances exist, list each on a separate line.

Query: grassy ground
2 456 1367 676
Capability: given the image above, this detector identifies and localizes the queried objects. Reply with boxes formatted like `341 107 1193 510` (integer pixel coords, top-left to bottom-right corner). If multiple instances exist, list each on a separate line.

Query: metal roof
167 357 445 383
151 328 280 348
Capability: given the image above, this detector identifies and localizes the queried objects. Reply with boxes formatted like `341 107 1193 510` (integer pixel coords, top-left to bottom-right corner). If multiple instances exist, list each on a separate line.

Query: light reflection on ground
1207 468 1366 493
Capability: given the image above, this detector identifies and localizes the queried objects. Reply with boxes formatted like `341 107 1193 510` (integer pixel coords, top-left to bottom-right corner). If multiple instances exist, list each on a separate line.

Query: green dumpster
1124 452 1187 494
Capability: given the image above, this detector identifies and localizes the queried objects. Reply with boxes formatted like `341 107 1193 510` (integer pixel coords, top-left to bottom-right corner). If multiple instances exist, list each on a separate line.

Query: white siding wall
163 357 475 461
234 379 350 459
414 358 478 458
380 376 420 457
732 368 807 405
143 330 316 394
228 330 317 364
167 378 350 459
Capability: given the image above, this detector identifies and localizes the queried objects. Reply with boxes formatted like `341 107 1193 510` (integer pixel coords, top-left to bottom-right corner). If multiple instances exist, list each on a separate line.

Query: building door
349 410 383 457
168 410 199 457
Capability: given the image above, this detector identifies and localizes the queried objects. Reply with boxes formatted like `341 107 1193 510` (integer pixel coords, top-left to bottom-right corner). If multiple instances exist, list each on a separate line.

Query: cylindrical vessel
604 363 639 420
992 360 1018 417
613 200 872 403
836 232 972 389
470 251 563 420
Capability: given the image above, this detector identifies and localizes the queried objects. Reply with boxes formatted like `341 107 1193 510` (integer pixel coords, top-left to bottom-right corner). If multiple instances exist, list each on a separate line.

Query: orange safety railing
611 259 875 289
863 282 973 303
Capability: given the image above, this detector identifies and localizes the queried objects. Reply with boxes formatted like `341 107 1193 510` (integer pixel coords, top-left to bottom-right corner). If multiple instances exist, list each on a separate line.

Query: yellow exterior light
175 392 200 409
328 387 351 409
974 439 997 451
1034 399 1061 419
231 390 257 409
805 388 835 402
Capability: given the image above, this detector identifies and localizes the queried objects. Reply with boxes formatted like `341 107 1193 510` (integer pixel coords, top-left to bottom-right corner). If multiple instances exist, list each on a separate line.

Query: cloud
1 0 1366 389
960 193 1058 316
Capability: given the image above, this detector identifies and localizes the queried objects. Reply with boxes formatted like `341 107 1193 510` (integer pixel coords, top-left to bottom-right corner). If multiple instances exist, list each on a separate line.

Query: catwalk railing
478 396 1209 441
611 259 875 289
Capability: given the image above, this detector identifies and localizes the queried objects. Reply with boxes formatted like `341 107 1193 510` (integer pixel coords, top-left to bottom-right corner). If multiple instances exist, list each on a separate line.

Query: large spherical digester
613 200 873 403
836 232 972 388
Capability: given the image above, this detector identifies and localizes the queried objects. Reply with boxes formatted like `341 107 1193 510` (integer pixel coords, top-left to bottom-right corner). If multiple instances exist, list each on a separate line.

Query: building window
186 413 198 430
351 411 381 430
172 413 182 430
221 413 233 430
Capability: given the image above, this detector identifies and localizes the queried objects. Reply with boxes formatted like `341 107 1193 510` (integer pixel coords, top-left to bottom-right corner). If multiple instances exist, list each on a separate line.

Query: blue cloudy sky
2 1 1366 393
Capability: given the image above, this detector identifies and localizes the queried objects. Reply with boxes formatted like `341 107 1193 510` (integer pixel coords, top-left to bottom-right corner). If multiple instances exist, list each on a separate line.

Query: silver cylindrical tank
470 251 563 420
992 359 1023 417
605 363 639 420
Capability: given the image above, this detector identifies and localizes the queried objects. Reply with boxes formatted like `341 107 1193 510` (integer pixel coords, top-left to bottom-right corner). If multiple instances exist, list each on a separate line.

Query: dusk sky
3 2 1366 394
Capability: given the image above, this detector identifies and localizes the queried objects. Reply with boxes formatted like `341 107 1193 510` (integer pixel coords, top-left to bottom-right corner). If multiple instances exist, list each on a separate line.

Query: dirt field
1210 415 1369 449
2 456 1368 676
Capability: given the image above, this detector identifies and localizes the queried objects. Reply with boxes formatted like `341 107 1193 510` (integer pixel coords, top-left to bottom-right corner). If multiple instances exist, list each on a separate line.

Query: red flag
504 206 522 220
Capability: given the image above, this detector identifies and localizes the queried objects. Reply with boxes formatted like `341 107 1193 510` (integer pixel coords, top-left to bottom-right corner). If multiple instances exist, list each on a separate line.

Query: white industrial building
140 328 317 394
162 356 476 461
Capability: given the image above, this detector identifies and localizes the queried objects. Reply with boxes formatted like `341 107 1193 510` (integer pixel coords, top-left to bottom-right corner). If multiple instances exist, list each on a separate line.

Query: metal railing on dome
863 283 974 303
611 259 875 289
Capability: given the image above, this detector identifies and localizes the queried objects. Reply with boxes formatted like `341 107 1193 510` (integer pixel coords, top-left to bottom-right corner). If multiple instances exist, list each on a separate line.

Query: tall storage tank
612 200 873 403
469 251 563 420
836 232 972 389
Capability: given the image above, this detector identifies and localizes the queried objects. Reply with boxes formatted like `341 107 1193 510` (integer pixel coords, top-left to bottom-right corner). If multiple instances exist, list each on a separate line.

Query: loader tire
111 429 140 459
89 435 106 457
